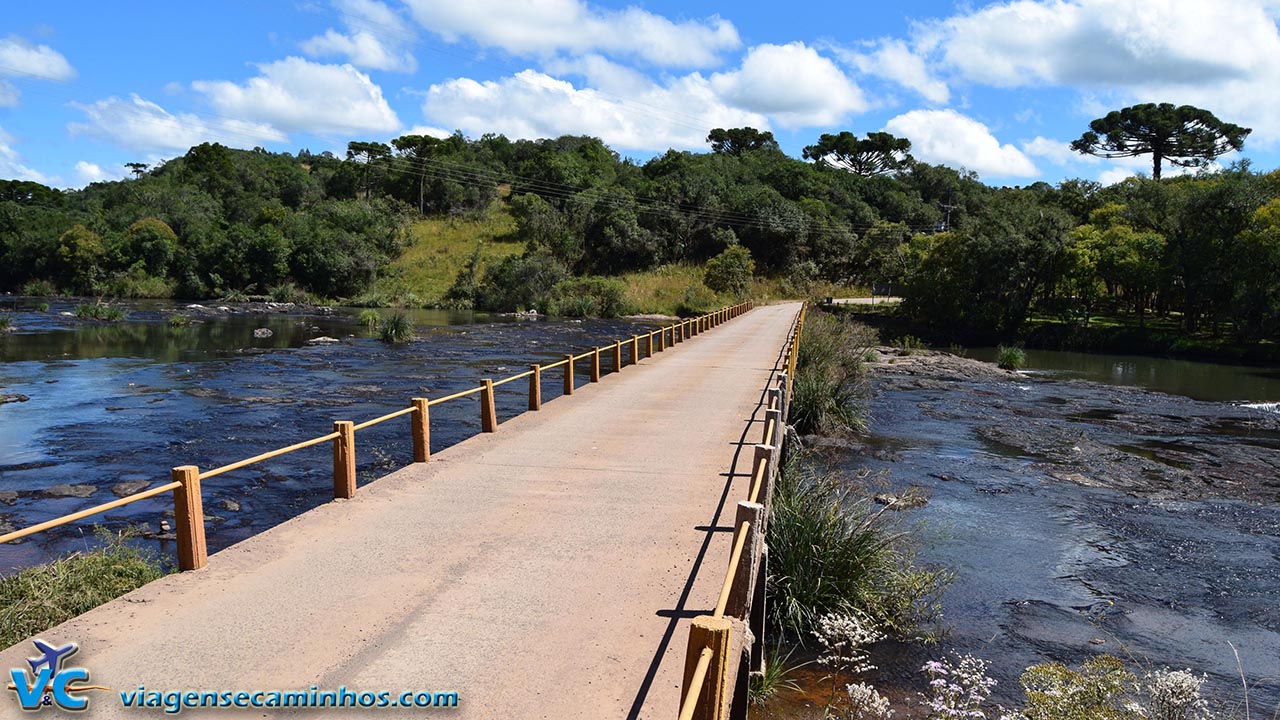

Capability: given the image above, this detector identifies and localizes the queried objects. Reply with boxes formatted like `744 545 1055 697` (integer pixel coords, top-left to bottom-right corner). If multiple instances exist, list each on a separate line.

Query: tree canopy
1070 103 1250 180
706 127 778 155
802 131 913 177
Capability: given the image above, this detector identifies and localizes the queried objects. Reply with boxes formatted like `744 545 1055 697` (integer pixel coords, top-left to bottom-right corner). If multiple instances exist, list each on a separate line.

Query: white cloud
710 43 866 128
1022 136 1098 165
73 160 129 185
0 36 74 81
423 69 765 151
836 38 949 104
68 94 287 152
886 109 1039 178
193 57 400 136
401 125 452 139
0 80 17 107
303 0 417 72
403 0 740 68
0 126 49 183
918 0 1280 142
1098 167 1136 186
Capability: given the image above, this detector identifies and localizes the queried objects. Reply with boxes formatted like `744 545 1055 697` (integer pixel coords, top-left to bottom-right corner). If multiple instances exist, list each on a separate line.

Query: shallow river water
843 350 1280 711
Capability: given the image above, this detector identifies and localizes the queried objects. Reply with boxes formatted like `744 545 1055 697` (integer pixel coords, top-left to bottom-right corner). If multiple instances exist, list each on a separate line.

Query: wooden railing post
591 347 601 382
564 354 575 395
333 420 356 499
682 615 733 720
647 332 655 358
752 443 774 513
631 336 640 365
659 328 666 352
764 408 782 447
775 373 788 416
613 341 622 372
529 364 542 410
411 398 430 462
481 379 497 432
172 465 207 571
726 502 763 619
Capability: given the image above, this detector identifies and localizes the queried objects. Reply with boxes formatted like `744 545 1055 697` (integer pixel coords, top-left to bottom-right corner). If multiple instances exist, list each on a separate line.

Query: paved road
1 303 800 719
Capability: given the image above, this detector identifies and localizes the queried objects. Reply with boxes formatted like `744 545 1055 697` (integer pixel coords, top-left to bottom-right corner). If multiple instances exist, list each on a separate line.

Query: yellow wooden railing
0 301 756 571
678 302 805 720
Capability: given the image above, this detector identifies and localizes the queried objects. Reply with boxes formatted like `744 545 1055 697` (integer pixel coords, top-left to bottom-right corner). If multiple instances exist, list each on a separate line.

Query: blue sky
3 0 1279 189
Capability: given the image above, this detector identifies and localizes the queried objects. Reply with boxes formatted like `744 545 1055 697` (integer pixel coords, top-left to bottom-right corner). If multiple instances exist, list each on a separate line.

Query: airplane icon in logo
27 640 78 675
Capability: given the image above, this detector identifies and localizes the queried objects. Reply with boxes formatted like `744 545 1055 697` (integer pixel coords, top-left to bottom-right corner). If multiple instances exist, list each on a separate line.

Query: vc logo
7 640 106 712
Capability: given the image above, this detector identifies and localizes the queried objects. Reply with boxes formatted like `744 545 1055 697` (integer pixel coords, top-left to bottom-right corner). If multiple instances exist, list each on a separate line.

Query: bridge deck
0 302 799 719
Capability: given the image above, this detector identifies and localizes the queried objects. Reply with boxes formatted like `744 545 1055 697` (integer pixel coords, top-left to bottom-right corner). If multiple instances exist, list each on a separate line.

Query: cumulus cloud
303 0 417 72
423 69 765 151
710 43 866 128
917 0 1280 142
886 109 1038 178
193 57 400 136
1022 136 1098 166
834 38 949 104
0 126 49 183
68 94 287 152
0 36 74 107
403 0 740 68
73 160 129 186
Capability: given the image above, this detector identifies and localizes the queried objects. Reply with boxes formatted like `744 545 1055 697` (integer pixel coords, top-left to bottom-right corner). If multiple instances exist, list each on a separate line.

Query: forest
2 124 1278 346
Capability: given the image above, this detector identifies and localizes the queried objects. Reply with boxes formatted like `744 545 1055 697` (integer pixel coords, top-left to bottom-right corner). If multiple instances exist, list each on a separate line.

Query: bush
0 529 165 648
675 284 718 317
357 309 381 328
997 344 1027 370
167 313 191 328
379 312 415 343
1021 656 1138 720
703 245 755 298
892 334 927 354
454 253 570 312
74 302 127 322
545 276 628 318
268 282 317 305
791 310 876 435
20 279 57 297
767 456 950 639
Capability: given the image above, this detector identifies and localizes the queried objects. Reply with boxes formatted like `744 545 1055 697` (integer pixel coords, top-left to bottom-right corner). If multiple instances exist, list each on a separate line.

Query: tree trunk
1152 151 1162 181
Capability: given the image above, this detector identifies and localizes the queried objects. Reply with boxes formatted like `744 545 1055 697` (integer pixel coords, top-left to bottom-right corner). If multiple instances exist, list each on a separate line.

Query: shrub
703 244 755 297
997 344 1027 370
268 282 316 305
767 456 950 638
1021 656 1138 720
455 253 570 312
357 309 381 329
921 654 999 720
892 334 928 354
0 528 165 648
545 277 628 318
791 310 876 435
675 284 718 317
74 302 127 322
167 313 191 328
20 279 57 297
378 312 415 343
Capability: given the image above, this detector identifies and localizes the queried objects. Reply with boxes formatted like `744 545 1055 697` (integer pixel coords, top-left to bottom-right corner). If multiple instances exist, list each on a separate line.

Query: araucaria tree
802 131 912 177
1071 103 1250 180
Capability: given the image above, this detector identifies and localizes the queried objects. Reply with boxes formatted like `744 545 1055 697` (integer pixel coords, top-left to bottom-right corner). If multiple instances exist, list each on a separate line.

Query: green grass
0 314 11 331
790 310 877 436
74 302 127 321
997 345 1027 370
357 309 382 329
379 312 415 344
167 313 191 328
0 529 165 648
748 645 806 705
377 203 523 306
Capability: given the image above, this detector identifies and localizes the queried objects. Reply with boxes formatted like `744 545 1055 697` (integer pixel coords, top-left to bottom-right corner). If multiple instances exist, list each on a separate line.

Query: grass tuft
74 302 127 322
357 309 382 329
378 312 415 344
0 529 165 648
997 344 1027 370
790 309 877 436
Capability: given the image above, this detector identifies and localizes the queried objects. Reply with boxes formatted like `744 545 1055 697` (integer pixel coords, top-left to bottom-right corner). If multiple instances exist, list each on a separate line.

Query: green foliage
74 302 127 321
57 224 106 294
0 314 11 331
748 645 804 705
892 334 927 354
545 276 628 318
674 284 718 317
803 131 913 177
167 313 191 328
702 244 755 297
1072 103 1250 180
378 312 415 343
791 310 876 435
268 282 317 305
357 309 381 328
456 253 570 312
767 456 950 638
0 528 165 648
997 345 1027 370
706 127 778 155
124 218 178 276
20 279 57 297
1021 656 1139 720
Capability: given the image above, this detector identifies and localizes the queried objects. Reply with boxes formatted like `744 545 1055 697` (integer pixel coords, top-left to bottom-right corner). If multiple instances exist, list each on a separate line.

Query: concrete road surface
1 303 800 719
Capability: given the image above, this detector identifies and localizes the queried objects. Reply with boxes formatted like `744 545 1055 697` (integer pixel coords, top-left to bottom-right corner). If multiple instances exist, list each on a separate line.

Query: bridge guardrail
678 302 805 720
0 302 756 571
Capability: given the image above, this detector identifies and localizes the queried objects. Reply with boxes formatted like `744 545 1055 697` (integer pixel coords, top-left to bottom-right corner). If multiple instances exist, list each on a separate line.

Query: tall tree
802 131 912 177
391 134 443 214
1070 103 1250 180
706 127 778 155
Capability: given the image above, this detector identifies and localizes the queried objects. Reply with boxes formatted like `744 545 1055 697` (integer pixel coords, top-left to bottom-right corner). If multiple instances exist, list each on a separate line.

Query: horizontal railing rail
678 302 805 720
0 301 757 574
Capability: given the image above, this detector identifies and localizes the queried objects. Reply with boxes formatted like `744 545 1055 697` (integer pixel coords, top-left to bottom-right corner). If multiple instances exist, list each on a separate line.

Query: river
0 298 663 574
838 347 1280 712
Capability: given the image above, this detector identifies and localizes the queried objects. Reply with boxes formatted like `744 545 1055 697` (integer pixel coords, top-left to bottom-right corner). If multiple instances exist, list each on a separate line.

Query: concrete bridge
1 301 802 719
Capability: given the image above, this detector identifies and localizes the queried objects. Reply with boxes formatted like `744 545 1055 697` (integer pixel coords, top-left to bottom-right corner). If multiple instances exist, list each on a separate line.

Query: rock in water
306 336 340 345
218 498 241 512
112 480 150 498
253 328 273 338
43 483 98 498
1 393 29 404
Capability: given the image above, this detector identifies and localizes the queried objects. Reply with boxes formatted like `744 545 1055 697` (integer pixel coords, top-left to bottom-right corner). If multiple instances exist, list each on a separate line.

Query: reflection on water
0 301 663 574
